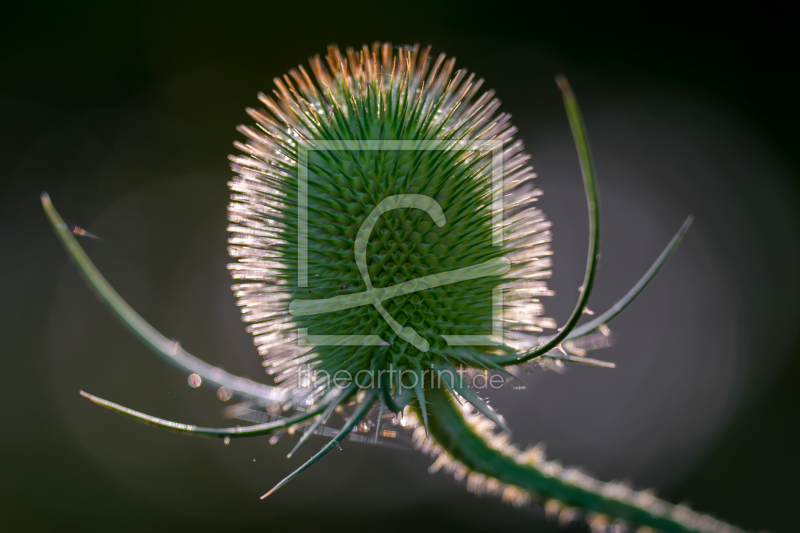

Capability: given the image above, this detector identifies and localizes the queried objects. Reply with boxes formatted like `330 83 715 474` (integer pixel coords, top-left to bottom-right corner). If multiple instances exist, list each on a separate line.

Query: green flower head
227 43 554 405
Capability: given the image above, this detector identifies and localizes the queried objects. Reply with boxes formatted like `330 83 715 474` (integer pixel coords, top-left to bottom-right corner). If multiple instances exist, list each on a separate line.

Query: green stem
424 387 745 533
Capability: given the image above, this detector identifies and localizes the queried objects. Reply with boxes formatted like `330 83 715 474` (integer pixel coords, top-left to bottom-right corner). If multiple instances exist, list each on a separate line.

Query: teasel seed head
227 42 554 403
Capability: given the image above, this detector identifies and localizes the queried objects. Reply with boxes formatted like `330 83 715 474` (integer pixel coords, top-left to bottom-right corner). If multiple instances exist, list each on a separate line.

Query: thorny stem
423 387 744 533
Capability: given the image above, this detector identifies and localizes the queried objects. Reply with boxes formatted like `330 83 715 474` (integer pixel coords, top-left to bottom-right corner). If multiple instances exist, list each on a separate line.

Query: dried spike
381 41 392 72
346 46 359 79
297 64 321 101
425 52 447 90
408 42 420 74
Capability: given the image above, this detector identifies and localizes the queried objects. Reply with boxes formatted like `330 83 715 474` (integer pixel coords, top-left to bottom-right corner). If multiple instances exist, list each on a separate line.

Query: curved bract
494 75 600 366
42 192 286 407
43 42 745 533
78 390 320 438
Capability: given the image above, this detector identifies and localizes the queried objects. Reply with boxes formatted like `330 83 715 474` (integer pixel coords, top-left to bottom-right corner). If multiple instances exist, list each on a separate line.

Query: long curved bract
497 78 693 367
565 215 694 341
79 390 324 439
42 193 285 406
522 214 694 367
496 76 600 366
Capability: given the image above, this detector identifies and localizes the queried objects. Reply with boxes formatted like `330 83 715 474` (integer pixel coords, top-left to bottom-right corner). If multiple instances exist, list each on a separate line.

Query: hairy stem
423 387 744 533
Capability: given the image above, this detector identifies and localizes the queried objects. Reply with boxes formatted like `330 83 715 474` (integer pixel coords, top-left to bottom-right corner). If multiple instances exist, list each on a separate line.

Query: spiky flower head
227 43 554 404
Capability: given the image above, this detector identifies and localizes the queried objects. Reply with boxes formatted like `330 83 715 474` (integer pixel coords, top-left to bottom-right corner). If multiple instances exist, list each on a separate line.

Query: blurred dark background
1 3 799 532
